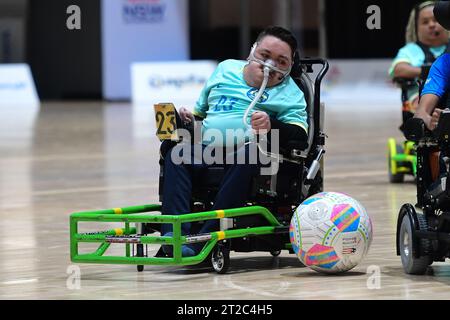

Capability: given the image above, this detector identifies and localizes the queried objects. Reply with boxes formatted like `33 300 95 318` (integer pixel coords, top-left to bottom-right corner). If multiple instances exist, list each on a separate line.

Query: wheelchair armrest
285 140 308 151
279 140 309 159
435 109 450 146
392 77 417 88
405 112 450 146
404 118 426 142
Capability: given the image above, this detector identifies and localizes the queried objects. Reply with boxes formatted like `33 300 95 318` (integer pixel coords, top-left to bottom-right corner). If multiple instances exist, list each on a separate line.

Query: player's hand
251 111 271 134
430 108 443 130
179 107 194 124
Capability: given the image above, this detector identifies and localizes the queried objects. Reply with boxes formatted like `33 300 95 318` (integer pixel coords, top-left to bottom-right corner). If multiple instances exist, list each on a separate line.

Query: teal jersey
193 59 308 147
389 43 446 101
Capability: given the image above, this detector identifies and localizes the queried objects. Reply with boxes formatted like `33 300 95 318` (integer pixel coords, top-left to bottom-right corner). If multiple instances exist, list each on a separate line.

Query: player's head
406 1 448 46
255 26 298 60
245 26 298 88
434 1 450 30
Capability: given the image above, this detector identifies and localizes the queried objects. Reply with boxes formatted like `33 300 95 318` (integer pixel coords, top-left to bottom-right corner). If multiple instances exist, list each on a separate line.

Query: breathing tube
243 43 291 137
242 61 271 131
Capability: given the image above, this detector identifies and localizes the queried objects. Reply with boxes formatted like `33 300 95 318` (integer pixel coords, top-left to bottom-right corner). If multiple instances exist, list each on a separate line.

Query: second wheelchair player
160 26 309 257
390 1 448 120
387 1 448 183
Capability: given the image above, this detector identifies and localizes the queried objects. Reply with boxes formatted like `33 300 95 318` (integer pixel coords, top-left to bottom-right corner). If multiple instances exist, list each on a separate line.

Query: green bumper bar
70 204 284 266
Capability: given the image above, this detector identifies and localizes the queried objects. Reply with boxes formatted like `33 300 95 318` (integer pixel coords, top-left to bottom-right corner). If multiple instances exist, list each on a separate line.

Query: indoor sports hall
1 0 450 300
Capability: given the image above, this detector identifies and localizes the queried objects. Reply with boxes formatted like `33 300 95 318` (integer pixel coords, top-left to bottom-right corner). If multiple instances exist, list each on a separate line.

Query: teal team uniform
389 43 447 101
193 59 308 147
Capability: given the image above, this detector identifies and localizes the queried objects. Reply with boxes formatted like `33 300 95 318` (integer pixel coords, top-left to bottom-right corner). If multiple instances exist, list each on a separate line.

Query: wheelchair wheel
270 250 281 257
388 140 405 183
211 245 230 274
398 212 431 275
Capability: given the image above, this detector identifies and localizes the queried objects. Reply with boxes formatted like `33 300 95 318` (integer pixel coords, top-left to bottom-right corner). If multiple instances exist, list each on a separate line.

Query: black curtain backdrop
25 0 433 99
326 0 424 58
27 0 101 99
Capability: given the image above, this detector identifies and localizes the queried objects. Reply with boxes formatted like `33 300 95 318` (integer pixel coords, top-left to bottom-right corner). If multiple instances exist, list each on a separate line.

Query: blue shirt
421 53 450 98
193 59 308 147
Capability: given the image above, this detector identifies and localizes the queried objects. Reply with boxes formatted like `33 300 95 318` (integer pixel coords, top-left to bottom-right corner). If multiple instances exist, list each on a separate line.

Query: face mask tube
247 43 292 80
243 43 293 141
243 50 274 134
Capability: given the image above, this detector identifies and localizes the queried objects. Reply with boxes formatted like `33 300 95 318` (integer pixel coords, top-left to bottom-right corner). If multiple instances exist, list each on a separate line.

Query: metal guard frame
70 204 284 266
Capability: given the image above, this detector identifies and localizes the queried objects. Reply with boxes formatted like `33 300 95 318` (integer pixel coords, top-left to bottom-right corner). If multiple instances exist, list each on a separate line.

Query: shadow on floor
383 263 450 286
161 256 306 275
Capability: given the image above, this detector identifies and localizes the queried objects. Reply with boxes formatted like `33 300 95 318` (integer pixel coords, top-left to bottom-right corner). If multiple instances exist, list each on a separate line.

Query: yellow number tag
154 103 178 141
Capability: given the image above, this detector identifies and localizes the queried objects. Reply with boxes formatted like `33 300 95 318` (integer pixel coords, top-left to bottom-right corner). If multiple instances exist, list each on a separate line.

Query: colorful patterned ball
290 192 373 273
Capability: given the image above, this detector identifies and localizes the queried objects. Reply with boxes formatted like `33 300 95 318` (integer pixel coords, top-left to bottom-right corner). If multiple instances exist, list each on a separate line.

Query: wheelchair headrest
289 51 302 79
434 1 450 30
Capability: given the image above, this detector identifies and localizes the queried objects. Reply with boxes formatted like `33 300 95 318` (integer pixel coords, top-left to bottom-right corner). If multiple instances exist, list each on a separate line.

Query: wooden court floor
1 101 450 300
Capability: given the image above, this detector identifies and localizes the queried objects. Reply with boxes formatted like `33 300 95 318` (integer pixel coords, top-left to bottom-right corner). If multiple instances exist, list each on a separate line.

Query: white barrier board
131 60 217 106
323 59 399 109
0 64 39 106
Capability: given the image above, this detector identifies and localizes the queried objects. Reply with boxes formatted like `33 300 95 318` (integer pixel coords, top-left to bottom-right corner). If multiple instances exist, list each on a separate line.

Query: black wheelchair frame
396 110 450 274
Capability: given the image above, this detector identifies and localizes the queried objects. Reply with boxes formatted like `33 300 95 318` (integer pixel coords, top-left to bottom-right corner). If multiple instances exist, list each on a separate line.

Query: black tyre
211 246 230 274
270 250 281 257
388 143 405 183
398 213 431 274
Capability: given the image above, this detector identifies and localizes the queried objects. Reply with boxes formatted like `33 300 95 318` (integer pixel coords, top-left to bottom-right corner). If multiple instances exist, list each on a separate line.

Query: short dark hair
256 26 298 59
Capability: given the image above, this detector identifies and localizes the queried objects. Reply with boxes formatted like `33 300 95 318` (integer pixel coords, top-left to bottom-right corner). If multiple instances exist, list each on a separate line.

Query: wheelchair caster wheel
270 250 281 257
211 246 230 274
398 207 431 275
388 140 405 183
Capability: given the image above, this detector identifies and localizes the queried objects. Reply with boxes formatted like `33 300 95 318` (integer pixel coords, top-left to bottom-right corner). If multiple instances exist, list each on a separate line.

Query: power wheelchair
69 58 329 274
387 67 432 183
396 109 450 274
